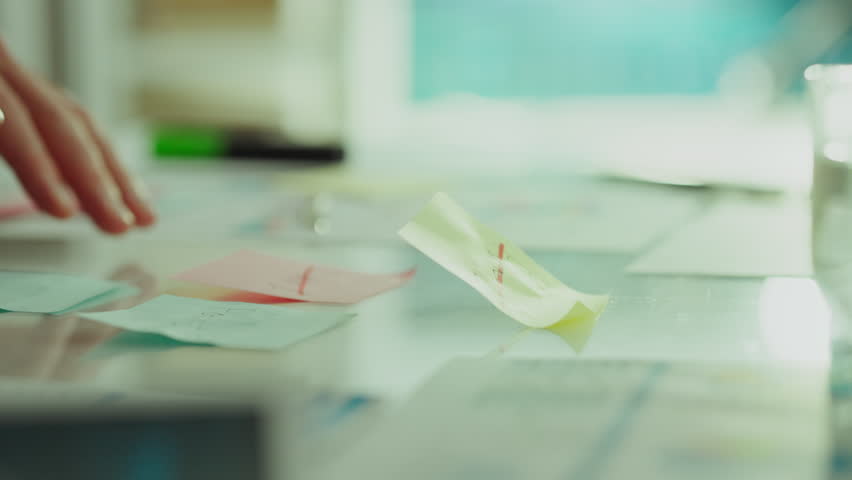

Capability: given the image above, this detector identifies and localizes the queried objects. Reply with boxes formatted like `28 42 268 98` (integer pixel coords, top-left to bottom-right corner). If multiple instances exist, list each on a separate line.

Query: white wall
55 0 136 124
0 0 52 77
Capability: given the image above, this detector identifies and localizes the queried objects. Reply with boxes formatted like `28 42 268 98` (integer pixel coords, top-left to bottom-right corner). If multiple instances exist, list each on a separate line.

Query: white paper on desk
253 181 702 253
628 195 813 277
82 295 352 350
312 357 826 480
469 182 704 252
0 271 134 314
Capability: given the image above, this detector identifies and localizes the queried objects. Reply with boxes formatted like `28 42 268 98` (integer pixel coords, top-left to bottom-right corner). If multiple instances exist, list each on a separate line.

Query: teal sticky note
0 271 133 314
81 295 352 350
53 284 141 316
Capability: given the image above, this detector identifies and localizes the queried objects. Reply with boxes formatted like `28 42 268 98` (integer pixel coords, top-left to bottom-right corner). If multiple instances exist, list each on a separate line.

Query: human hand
0 38 156 234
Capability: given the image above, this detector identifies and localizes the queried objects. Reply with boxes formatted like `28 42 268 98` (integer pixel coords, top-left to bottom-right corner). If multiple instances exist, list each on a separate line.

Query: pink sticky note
173 249 415 304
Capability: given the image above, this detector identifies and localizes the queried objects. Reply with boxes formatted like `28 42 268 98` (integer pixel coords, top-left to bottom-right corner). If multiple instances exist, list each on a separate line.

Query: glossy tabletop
0 194 828 404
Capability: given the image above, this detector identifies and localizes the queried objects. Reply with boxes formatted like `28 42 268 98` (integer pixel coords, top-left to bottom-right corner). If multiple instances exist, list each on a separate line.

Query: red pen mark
298 266 315 296
497 243 505 284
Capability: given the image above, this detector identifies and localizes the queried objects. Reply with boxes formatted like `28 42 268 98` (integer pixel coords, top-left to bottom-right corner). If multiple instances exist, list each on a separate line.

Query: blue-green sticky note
0 271 134 314
82 295 352 350
53 284 141 315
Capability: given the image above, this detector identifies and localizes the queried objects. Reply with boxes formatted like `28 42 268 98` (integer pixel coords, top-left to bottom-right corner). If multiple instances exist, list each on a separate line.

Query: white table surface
0 169 831 480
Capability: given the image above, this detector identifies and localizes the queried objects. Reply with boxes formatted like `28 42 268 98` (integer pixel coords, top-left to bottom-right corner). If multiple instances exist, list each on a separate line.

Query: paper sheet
466 182 703 252
173 249 414 304
628 195 813 277
0 271 135 314
313 357 826 480
262 180 702 253
81 295 351 350
399 192 609 351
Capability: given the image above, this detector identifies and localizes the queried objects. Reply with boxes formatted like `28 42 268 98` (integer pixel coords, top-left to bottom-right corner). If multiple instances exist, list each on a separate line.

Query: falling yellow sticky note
399 192 609 351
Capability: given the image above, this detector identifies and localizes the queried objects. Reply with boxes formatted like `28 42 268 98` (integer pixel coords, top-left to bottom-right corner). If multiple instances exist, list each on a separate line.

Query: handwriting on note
81 295 352 350
0 271 137 314
399 192 609 351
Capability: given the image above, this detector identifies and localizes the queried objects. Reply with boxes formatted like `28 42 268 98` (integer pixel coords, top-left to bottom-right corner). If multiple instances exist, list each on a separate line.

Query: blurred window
412 0 852 100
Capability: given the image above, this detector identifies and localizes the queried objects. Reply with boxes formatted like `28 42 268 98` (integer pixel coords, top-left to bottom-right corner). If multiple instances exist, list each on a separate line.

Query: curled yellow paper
399 192 609 351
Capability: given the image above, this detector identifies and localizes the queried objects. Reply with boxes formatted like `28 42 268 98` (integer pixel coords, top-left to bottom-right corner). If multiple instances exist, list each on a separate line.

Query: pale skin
0 39 156 234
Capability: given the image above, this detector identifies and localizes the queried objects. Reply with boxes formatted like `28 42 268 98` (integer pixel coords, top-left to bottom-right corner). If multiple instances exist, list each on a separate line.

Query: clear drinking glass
809 65 852 277
808 64 852 475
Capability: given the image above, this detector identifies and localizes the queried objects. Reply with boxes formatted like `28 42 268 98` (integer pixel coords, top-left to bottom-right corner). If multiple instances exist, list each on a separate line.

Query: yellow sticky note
399 192 609 351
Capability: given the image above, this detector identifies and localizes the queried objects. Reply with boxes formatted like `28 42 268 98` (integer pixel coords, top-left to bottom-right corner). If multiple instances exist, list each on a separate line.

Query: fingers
65 100 157 227
0 39 156 234
0 76 77 218
0 66 133 234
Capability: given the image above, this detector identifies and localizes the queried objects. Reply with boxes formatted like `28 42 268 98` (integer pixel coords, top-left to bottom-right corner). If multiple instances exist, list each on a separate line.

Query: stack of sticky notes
0 271 139 315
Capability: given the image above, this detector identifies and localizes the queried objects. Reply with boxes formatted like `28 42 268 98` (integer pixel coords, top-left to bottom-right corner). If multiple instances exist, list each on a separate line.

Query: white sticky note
399 192 609 351
0 271 134 314
81 295 351 350
470 182 702 252
628 195 813 277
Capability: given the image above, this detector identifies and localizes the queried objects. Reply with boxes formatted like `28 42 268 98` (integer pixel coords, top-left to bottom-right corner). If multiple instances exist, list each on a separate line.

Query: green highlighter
153 126 344 163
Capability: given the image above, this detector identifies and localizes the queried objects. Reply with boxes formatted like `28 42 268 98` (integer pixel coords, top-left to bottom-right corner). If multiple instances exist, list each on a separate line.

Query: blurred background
1 0 852 189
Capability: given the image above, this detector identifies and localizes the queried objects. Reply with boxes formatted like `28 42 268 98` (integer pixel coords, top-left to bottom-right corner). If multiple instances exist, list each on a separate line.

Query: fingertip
51 206 76 220
54 187 78 218
135 214 157 228
37 191 77 219
130 203 157 227
87 203 134 235
96 217 131 235
119 206 135 227
128 180 157 227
